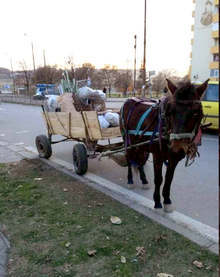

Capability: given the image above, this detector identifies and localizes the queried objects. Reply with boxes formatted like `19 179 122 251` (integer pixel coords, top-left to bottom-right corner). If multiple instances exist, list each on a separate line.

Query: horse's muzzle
170 138 191 153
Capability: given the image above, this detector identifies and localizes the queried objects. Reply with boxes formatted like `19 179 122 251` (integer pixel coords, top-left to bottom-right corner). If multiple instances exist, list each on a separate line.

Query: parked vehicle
201 80 219 130
33 84 60 100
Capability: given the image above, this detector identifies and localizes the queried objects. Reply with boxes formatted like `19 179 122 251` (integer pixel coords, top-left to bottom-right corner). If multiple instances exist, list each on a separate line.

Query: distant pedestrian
163 87 168 94
103 87 107 94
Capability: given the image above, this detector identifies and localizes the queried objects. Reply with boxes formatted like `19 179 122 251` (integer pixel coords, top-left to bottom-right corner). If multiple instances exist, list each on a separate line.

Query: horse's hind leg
138 166 150 189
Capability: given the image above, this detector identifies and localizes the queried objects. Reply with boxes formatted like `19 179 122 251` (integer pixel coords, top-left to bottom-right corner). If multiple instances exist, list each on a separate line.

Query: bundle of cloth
98 111 120 128
44 95 61 112
77 86 106 112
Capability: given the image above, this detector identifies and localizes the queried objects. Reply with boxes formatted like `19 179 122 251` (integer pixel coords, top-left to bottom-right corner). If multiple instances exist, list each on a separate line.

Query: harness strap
128 130 159 136
135 105 155 134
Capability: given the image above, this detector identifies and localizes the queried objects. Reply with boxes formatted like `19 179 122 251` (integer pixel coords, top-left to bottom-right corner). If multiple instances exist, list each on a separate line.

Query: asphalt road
0 103 218 229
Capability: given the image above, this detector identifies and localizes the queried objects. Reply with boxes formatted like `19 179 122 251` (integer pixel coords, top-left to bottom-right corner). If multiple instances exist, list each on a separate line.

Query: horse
120 78 209 212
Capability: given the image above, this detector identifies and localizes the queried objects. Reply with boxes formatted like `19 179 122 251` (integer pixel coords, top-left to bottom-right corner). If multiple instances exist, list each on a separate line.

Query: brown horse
120 79 209 212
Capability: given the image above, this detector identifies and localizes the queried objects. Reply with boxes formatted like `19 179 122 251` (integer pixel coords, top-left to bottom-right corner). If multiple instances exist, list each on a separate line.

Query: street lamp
133 34 137 96
143 0 147 95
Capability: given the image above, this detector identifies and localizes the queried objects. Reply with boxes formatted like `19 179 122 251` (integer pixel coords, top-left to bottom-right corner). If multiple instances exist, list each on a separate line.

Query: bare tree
101 65 118 96
66 56 75 79
114 69 133 97
151 69 179 97
19 60 32 96
31 66 62 85
74 63 95 82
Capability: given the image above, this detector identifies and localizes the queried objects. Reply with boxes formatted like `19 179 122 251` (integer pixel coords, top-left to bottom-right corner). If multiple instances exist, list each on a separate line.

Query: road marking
15 130 29 134
14 142 25 146
24 145 218 250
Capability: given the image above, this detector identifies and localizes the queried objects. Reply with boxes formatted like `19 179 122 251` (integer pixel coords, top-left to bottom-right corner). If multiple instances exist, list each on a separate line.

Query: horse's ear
196 79 209 98
166 79 177 94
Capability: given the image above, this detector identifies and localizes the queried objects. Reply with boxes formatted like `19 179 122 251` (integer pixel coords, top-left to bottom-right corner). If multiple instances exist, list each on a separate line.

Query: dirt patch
0 159 218 277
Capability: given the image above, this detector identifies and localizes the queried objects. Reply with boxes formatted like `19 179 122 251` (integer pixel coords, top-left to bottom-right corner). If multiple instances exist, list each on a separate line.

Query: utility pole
143 0 147 95
10 58 16 94
133 34 137 96
43 49 46 67
31 41 36 72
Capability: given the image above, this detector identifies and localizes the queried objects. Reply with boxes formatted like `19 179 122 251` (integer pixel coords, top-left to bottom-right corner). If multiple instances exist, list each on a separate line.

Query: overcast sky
0 0 194 75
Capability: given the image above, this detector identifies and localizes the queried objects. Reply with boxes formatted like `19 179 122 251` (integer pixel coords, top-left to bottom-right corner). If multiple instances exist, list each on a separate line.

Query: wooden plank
101 127 121 138
70 113 86 138
47 112 69 136
82 111 102 140
41 111 86 139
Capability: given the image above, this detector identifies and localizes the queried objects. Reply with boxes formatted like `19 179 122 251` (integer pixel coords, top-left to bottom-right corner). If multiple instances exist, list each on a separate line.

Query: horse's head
164 78 209 154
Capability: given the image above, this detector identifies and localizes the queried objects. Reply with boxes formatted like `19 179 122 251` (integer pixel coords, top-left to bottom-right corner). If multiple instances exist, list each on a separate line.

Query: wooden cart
35 106 123 175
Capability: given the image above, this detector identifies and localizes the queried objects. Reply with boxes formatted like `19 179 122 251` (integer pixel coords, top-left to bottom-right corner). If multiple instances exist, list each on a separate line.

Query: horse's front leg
162 158 179 213
127 162 135 189
152 153 163 209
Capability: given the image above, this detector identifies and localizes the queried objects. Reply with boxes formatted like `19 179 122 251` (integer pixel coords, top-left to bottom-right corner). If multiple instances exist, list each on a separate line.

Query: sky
0 0 194 76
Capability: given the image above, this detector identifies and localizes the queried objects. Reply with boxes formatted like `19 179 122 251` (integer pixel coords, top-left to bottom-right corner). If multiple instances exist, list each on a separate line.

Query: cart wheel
72 143 88 175
35 135 52 159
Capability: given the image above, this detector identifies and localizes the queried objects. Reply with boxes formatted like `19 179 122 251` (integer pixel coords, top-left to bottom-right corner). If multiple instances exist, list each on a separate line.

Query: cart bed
42 110 121 141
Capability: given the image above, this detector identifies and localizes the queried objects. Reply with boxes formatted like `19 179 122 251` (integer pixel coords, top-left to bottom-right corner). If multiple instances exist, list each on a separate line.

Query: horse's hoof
163 204 174 213
142 183 150 190
127 183 135 190
154 203 162 209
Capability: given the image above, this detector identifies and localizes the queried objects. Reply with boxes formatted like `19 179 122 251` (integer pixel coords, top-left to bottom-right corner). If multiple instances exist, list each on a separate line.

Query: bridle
159 97 203 166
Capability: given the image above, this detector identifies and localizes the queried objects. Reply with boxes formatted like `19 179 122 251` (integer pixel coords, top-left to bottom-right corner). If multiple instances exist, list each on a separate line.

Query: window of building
210 69 219 77
213 54 219 61
212 22 219 31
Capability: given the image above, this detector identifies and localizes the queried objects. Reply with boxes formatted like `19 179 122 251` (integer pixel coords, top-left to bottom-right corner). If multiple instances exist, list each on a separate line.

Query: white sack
104 112 119 127
45 95 60 112
78 86 106 100
98 115 110 128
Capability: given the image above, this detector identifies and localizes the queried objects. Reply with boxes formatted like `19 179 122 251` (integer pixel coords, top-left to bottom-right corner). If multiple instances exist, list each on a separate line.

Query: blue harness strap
135 106 153 135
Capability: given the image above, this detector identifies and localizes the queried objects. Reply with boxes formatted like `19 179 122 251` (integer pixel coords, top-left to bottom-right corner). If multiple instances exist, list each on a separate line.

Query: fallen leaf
110 216 122 225
87 250 97 256
65 242 71 248
113 250 120 255
136 246 146 257
157 274 174 277
120 256 126 263
193 260 204 269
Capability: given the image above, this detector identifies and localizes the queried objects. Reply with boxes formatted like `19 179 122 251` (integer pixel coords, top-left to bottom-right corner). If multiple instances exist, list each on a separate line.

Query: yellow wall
212 31 219 38
210 45 219 54
209 62 219 69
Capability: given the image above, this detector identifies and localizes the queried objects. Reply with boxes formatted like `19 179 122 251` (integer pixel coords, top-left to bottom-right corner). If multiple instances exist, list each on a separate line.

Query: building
190 0 219 82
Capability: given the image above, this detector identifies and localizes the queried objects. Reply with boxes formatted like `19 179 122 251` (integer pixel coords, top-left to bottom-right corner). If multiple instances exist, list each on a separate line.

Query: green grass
0 159 218 277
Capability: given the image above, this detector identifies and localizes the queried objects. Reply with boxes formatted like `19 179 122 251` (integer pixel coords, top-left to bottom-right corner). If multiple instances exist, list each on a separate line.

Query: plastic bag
98 115 110 128
104 112 119 127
